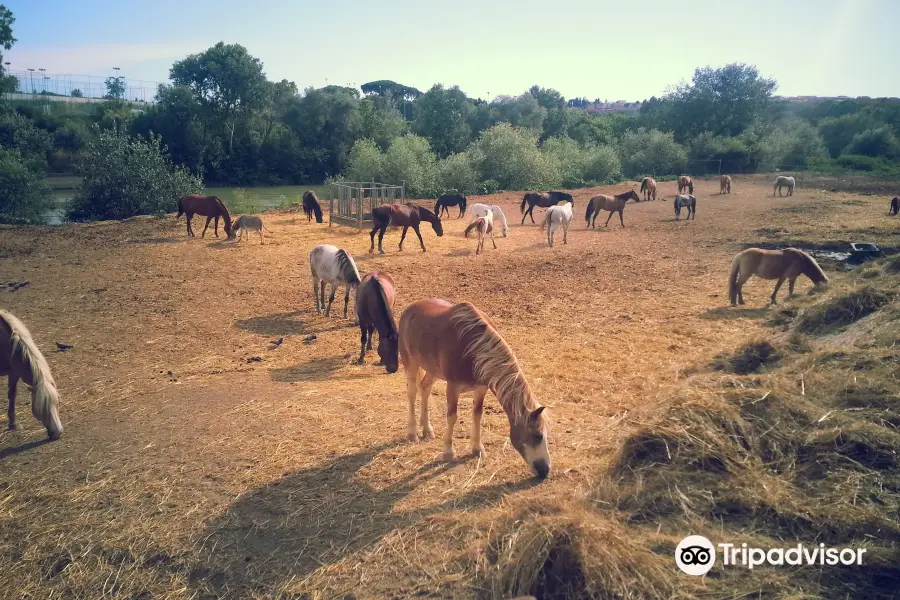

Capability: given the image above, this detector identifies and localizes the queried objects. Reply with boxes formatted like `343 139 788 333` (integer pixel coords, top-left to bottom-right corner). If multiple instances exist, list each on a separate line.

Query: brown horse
889 197 899 216
640 176 657 201
520 192 573 224
678 175 694 195
584 189 639 228
355 272 399 373
177 194 233 238
720 175 732 194
463 210 497 256
729 248 829 306
398 298 551 478
302 191 324 223
369 203 444 254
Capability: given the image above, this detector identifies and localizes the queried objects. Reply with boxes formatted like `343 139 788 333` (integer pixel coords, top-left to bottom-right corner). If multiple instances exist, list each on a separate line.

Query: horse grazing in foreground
0 310 63 440
540 202 573 247
398 298 551 478
370 203 444 254
355 272 399 373
774 176 795 196
720 175 732 194
889 196 898 216
177 194 233 238
674 194 696 220
729 248 828 306
468 203 509 237
584 189 639 228
463 209 497 256
677 176 694 195
309 244 362 319
640 177 657 201
434 193 467 219
302 191 324 223
520 192 573 224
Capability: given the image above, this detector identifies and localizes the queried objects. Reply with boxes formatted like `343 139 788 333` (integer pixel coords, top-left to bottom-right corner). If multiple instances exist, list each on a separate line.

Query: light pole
27 68 35 94
38 68 46 94
112 67 121 99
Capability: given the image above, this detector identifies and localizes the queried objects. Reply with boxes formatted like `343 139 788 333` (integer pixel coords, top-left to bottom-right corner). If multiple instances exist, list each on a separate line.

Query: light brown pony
729 248 829 306
398 299 551 479
463 209 497 255
640 176 657 201
678 175 694 195
584 189 640 228
720 175 732 194
355 272 399 373
177 194 233 238
0 310 63 440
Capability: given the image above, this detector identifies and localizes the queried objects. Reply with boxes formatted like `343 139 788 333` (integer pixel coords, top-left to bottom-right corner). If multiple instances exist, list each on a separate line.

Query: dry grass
1 177 899 599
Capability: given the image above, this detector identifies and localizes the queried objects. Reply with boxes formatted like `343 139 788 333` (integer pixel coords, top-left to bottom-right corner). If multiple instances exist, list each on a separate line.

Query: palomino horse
355 272 399 373
520 192 573 224
398 299 551 478
773 176 795 196
434 193 467 219
640 176 657 201
309 244 362 319
463 209 497 256
369 203 444 254
674 194 696 220
177 194 233 238
729 248 828 306
468 203 509 237
302 191 324 223
720 175 732 194
584 189 640 228
0 310 63 440
677 176 694 195
891 197 900 216
540 202 573 247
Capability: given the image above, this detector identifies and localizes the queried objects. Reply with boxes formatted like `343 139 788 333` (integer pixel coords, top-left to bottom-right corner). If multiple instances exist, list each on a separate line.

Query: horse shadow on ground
129 237 182 245
445 248 474 257
187 442 540 598
700 306 770 321
237 312 306 336
270 355 368 383
0 437 51 460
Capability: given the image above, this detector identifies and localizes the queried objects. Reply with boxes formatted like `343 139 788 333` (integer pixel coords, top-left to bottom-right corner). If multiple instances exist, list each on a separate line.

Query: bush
344 138 384 183
584 145 622 184
617 128 688 178
67 126 204 221
0 148 54 224
469 123 559 190
542 137 622 186
381 134 438 197
436 152 479 195
843 125 899 159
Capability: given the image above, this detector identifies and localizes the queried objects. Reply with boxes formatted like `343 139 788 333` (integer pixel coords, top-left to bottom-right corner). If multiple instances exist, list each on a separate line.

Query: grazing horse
584 189 639 228
720 175 732 194
468 203 509 237
369 203 444 254
540 202 573 247
434 193 467 219
0 310 63 440
774 176 795 197
889 197 899 216
640 176 657 202
309 244 362 319
398 299 551 478
729 248 828 306
463 209 497 256
677 176 694 195
302 191 324 223
520 192 573 224
674 194 696 220
177 194 233 238
355 272 399 373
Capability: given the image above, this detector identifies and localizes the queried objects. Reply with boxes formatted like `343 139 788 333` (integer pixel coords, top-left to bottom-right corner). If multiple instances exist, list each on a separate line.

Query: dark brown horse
303 191 324 223
177 194 233 238
355 271 399 373
520 192 574 224
369 203 444 254
890 197 899 216
434 193 467 218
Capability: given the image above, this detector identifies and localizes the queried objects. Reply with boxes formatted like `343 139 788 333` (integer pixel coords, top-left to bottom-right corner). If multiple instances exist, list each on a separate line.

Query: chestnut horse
177 194 233 238
355 272 399 373
520 192 573 224
302 191 324 223
640 176 657 201
729 248 828 306
720 175 732 194
398 299 551 478
369 203 444 254
463 209 497 255
677 176 693 195
584 189 639 228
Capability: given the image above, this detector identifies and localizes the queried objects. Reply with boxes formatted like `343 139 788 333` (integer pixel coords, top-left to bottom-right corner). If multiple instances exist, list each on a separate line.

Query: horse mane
617 190 637 201
464 219 483 238
0 310 60 428
449 303 536 422
370 276 398 336
784 248 828 283
213 197 233 232
336 249 362 285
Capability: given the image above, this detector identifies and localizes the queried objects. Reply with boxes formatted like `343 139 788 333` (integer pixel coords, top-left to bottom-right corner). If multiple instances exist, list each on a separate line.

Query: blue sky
5 0 899 101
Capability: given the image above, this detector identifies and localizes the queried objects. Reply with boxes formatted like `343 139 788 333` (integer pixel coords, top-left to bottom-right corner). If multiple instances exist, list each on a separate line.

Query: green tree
356 98 408 149
285 85 361 181
843 125 899 158
436 151 479 194
469 123 559 190
345 138 384 182
818 113 875 158
381 134 438 197
412 84 473 157
104 76 126 100
0 3 15 92
618 128 688 177
360 80 422 101
0 148 53 224
491 93 546 136
70 88 83 98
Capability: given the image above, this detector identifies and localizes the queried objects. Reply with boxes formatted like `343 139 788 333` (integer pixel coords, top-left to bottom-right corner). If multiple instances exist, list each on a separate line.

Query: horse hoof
407 432 419 443
355 359 365 365
471 446 485 458
8 423 16 431
422 428 435 441
443 449 457 461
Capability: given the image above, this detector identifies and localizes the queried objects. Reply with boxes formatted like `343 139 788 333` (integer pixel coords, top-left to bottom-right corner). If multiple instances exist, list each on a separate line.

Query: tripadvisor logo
675 536 867 575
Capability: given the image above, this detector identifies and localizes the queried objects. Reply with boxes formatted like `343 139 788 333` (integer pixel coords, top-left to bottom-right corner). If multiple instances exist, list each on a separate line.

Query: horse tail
464 220 479 238
728 252 742 305
434 198 442 214
640 178 648 193
520 194 528 214
540 209 553 233
313 201 323 223
585 198 594 225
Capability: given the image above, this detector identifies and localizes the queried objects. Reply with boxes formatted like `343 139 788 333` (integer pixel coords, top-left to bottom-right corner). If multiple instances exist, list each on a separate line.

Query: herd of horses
9 172 885 481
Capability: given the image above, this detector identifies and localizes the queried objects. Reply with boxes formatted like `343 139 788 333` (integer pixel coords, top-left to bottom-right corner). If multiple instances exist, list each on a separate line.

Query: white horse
309 244 362 319
540 202 573 248
674 194 696 220
467 203 509 237
0 310 63 440
774 175 795 197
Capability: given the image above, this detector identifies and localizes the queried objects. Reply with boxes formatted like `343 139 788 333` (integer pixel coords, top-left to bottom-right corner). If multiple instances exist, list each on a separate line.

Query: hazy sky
5 0 899 101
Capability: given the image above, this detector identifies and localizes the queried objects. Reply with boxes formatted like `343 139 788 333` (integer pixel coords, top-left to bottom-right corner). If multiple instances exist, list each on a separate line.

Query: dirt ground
0 177 897 599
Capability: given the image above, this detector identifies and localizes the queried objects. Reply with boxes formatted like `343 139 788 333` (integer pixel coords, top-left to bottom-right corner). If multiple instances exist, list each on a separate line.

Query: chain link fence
3 71 160 103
